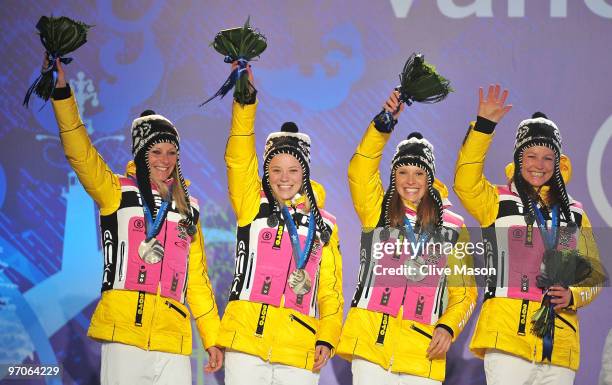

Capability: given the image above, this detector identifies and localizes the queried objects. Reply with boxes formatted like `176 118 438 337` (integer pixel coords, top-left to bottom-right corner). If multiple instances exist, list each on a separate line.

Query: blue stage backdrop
1 1 611 384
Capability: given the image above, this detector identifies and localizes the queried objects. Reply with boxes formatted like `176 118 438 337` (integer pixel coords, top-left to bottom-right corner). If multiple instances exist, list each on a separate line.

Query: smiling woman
520 146 555 188
47 58 222 385
454 85 605 385
337 89 477 384
395 165 427 203
147 142 177 185
218 63 343 385
268 152 303 201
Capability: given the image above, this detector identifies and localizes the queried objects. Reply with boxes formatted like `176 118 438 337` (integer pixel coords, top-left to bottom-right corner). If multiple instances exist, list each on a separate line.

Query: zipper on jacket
410 324 432 339
500 251 505 288
556 314 577 332
118 241 125 281
165 300 187 318
434 278 446 318
245 252 254 290
145 290 162 351
364 269 374 298
290 314 316 334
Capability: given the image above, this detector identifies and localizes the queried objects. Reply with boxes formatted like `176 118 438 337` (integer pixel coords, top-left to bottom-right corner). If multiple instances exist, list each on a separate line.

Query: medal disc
288 269 312 295
320 230 330 244
178 219 197 236
267 215 279 228
404 258 427 282
138 238 164 264
379 228 390 242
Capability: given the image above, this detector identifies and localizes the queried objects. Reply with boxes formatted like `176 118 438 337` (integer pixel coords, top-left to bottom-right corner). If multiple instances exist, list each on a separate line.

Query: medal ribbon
403 216 430 259
281 206 316 269
532 203 559 251
531 203 559 361
132 176 173 241
143 201 170 241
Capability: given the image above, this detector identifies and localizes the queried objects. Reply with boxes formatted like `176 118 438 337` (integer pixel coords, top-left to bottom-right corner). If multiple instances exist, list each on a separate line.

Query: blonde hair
155 168 190 217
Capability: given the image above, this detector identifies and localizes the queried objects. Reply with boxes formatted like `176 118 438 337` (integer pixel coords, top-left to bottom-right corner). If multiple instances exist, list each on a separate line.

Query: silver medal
267 215 279 228
404 257 427 282
288 269 312 295
138 238 164 264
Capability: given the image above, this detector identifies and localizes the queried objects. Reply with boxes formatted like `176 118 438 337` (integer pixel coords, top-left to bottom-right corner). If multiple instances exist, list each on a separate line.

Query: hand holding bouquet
376 53 453 132
531 248 592 360
23 16 91 107
201 17 266 106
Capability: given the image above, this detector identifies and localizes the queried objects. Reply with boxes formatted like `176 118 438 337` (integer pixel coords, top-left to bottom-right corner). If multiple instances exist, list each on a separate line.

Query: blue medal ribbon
532 203 559 251
403 216 430 259
541 297 556 361
531 203 559 361
280 206 316 269
142 201 170 241
131 176 173 241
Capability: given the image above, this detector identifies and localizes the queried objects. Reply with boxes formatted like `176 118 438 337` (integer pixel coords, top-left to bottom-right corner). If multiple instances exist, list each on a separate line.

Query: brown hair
388 189 437 230
510 174 560 207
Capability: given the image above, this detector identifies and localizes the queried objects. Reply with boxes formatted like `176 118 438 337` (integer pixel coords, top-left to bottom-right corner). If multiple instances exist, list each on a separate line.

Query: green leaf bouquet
201 17 266 106
23 15 91 107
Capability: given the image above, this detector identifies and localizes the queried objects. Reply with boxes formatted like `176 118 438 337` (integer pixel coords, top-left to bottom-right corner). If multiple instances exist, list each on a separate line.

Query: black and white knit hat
513 112 573 226
131 110 196 232
382 132 444 228
262 122 330 244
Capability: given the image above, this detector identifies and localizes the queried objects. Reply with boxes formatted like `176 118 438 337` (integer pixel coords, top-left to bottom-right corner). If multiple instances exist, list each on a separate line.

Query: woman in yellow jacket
337 90 477 384
454 85 604 385
48 59 221 385
216 66 344 384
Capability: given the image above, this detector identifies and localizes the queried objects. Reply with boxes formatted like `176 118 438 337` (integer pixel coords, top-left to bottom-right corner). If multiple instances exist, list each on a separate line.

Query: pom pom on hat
407 132 423 140
281 121 299 133
532 111 548 119
140 109 156 117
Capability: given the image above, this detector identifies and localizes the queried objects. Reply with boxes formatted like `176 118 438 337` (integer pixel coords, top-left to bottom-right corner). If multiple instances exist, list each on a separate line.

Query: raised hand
383 89 405 120
42 54 67 88
478 84 512 123
231 61 254 84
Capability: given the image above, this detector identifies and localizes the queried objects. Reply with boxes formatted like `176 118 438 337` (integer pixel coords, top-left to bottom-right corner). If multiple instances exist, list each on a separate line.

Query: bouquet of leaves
201 17 267 106
23 16 92 107
531 248 592 339
377 53 453 132
397 53 453 104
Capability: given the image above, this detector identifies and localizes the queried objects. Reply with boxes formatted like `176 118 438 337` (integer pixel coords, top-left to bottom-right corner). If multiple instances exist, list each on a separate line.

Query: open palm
478 84 512 123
